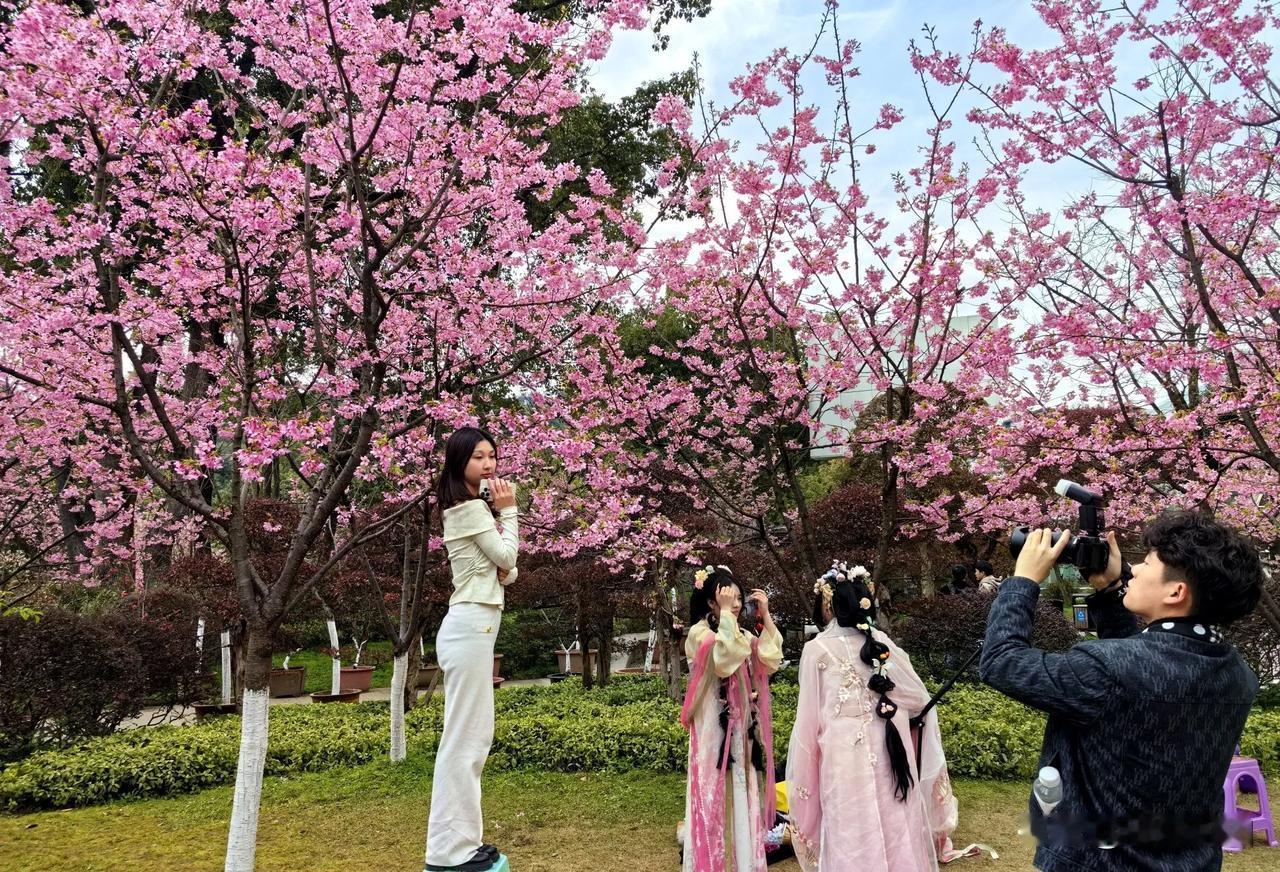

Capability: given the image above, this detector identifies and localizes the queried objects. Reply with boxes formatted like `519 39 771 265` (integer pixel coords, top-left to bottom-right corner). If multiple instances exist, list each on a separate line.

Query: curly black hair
1140 510 1264 626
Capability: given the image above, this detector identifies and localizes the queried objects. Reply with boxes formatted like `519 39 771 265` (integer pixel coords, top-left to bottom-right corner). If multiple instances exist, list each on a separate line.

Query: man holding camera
981 510 1264 871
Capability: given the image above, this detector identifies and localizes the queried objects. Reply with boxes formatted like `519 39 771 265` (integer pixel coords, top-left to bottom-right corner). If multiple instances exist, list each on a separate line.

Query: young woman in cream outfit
425 427 518 872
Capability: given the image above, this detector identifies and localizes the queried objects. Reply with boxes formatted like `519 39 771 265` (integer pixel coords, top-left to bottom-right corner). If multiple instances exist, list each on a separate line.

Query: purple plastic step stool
1223 754 1277 852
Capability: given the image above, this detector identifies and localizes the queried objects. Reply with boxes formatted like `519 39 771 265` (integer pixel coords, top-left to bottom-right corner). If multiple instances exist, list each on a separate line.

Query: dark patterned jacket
981 577 1258 872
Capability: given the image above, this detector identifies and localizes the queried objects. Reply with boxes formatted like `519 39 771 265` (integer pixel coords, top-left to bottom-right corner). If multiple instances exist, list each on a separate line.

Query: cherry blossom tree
914 0 1280 630
570 2 1033 609
0 0 654 866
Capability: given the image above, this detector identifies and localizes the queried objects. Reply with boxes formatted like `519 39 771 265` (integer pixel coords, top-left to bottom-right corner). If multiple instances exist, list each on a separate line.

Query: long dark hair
689 564 764 771
436 426 497 513
689 565 745 631
824 566 914 802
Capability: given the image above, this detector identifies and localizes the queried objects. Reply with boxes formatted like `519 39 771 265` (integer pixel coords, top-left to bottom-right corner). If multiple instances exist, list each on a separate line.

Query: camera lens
1009 527 1077 563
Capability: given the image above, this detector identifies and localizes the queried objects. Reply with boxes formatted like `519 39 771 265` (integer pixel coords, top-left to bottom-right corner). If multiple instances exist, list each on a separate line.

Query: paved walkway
119 676 553 730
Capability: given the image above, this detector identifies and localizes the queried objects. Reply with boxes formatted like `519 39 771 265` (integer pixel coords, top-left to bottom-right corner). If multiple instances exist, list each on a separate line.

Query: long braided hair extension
815 562 914 801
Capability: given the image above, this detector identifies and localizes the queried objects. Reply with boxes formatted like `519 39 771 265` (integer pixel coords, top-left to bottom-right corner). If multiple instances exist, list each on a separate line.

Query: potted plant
413 652 502 687
310 626 365 703
194 626 240 719
337 637 376 690
321 572 386 692
268 649 306 698
193 701 240 719
417 662 441 688
554 643 598 676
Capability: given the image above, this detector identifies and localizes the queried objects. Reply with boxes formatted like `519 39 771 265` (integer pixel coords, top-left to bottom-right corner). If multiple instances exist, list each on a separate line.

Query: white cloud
589 0 907 102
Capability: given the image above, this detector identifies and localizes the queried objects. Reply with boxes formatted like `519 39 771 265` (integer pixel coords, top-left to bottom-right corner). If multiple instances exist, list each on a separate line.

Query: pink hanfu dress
681 613 784 872
786 624 973 871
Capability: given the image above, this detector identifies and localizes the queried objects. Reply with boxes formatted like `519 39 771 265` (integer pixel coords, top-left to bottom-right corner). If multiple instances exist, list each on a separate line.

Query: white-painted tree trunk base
223 688 269 872
327 619 341 695
390 651 408 762
220 630 233 706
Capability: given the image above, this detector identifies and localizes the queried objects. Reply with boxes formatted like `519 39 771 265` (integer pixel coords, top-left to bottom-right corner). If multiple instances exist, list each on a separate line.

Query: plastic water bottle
1033 766 1063 817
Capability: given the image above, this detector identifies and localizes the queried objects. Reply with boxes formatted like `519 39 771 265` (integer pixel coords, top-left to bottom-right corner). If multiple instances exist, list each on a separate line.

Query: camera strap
1140 616 1225 645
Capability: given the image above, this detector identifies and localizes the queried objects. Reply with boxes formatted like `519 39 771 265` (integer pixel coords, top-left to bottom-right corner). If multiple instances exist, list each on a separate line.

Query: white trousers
426 602 500 867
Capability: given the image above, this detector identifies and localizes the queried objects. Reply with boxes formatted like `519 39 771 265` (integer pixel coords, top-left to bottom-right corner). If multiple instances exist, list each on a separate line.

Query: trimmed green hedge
932 685 1046 779
2 675 1276 811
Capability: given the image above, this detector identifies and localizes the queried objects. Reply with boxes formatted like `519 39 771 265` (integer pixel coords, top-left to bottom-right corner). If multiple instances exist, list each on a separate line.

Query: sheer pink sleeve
881 632 931 714
785 639 825 871
884 634 972 860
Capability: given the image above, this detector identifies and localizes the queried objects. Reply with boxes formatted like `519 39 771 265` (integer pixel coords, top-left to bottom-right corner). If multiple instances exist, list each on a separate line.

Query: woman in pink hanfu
787 562 978 871
681 564 784 872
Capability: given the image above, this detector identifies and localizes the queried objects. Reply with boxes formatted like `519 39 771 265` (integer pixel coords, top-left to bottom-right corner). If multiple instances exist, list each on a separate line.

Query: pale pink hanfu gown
786 623 970 871
681 613 784 872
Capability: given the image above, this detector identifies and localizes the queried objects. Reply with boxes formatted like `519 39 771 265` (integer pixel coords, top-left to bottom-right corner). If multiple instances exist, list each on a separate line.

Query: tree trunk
580 629 594 691
577 584 594 691
655 605 682 702
223 628 273 872
651 562 683 702
231 620 247 703
872 459 899 599
1259 586 1280 638
402 632 423 713
919 540 936 598
50 460 90 564
326 618 341 695
596 613 613 688
389 651 408 762
220 630 233 705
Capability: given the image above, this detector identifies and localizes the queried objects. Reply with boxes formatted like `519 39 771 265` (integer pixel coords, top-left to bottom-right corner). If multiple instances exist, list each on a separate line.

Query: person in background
944 563 970 595
975 561 1001 593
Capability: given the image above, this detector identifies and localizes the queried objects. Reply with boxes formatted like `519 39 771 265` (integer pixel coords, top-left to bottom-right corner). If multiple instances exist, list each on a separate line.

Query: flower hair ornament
814 560 874 615
693 564 730 591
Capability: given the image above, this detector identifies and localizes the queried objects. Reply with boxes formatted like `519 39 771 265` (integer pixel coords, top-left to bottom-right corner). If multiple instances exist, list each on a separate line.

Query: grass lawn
2 757 1277 871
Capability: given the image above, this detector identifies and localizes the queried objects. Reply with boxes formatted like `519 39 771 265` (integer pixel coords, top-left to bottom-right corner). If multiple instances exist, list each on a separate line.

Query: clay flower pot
310 689 361 704
554 648 598 675
268 665 306 698
193 702 240 721
339 664 376 692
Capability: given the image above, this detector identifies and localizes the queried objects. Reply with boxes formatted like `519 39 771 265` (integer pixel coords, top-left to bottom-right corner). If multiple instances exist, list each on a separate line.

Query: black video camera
1009 479 1111 576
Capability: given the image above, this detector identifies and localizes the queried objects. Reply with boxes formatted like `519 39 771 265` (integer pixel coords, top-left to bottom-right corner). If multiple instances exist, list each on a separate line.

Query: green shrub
493 609 568 679
0 609 147 760
894 591 1078 682
931 685 1046 779
3 673 1276 811
1240 706 1280 772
